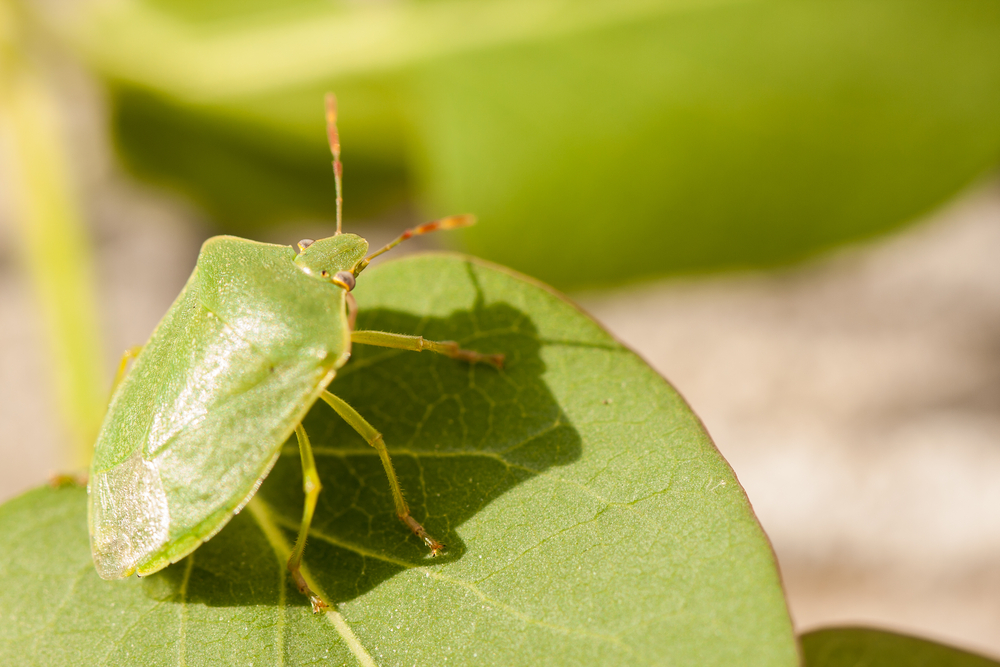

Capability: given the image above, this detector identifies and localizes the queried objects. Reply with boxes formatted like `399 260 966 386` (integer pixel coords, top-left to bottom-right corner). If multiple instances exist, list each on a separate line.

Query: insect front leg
351 330 503 369
345 292 358 331
288 423 328 613
319 391 444 555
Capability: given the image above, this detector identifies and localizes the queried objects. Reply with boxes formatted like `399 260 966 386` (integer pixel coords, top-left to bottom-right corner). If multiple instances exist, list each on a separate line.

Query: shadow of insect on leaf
144 290 581 608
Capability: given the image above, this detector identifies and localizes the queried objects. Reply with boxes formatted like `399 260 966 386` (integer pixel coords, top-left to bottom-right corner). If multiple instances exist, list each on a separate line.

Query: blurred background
1 0 998 658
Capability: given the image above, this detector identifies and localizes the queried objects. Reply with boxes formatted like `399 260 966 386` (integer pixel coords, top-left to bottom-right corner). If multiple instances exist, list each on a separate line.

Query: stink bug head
294 234 368 288
294 93 476 290
293 214 478 291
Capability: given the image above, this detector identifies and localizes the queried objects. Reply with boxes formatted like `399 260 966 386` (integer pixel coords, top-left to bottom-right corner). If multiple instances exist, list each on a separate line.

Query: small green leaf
801 627 1000 667
0 255 795 665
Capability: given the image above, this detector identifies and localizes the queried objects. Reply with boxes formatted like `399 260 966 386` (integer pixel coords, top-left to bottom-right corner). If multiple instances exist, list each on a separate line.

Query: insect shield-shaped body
88 234 361 578
87 96 502 612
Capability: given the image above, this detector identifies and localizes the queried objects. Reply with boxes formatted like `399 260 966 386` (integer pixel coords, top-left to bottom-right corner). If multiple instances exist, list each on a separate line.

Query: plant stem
0 0 105 470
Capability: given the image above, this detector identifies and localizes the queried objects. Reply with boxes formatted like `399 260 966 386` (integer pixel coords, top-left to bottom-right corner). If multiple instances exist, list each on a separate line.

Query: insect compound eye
332 270 356 291
297 238 315 252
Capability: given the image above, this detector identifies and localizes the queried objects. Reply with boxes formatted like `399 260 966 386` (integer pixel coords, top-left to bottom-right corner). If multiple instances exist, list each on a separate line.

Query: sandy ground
1 141 998 656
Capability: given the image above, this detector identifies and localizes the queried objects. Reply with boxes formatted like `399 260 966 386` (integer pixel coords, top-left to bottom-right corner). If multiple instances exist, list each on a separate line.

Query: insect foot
439 340 505 369
456 348 505 369
289 565 329 614
403 515 446 557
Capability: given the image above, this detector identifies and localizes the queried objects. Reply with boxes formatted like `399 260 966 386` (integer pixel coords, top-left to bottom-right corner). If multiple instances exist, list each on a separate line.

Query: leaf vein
30 563 89 655
246 497 378 667
98 598 169 666
178 555 194 666
282 520 635 654
304 446 660 530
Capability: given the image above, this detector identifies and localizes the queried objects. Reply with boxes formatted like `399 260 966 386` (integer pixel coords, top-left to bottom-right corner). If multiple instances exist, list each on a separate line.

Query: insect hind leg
320 390 444 555
288 423 328 613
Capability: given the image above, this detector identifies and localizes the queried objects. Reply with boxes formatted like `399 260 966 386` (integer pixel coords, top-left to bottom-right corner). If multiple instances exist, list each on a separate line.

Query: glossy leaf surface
0 255 794 665
802 627 1000 667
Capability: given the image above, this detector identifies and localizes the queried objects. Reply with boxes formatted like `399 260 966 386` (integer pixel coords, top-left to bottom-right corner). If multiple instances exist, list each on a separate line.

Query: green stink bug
88 95 503 612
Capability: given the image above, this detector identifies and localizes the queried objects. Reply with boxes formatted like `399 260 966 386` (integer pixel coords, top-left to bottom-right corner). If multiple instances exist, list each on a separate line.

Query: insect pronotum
88 94 503 612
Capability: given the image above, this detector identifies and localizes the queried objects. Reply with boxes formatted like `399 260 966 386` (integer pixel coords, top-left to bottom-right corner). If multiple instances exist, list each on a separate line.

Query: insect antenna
354 214 475 275
325 93 343 235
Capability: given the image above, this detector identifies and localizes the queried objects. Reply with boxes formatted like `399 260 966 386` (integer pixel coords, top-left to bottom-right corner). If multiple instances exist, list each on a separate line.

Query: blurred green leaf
801 627 1000 667
109 84 411 227
413 0 1000 286
68 0 1000 287
0 255 796 665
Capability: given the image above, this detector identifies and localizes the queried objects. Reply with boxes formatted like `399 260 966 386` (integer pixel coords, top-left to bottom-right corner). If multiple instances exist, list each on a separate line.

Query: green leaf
107 83 412 230
801 627 1000 667
0 255 795 665
413 0 1000 287
68 0 1000 287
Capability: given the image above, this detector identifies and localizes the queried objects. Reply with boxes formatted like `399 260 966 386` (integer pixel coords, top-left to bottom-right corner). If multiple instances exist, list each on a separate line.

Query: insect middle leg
351 330 503 368
320 390 444 555
288 423 328 613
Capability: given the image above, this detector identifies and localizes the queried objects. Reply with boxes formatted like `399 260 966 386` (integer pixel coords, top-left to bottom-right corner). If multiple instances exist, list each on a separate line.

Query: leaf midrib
265 511 641 660
246 498 377 667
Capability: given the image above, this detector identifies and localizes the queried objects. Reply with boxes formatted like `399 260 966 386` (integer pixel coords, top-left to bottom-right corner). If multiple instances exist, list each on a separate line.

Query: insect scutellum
292 94 476 292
